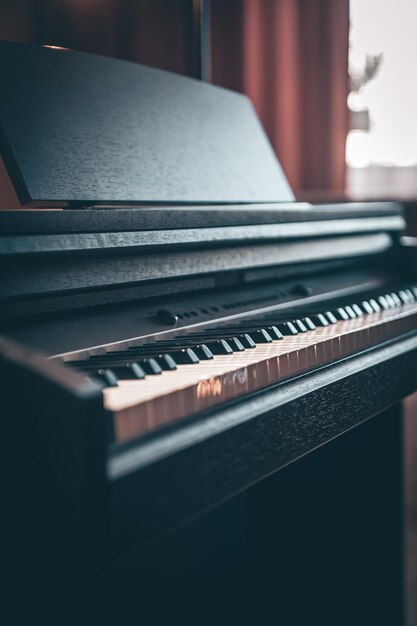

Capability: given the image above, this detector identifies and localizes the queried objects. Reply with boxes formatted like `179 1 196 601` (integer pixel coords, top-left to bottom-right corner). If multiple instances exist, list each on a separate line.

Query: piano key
385 294 396 308
324 311 338 324
204 339 234 355
236 333 257 348
103 302 417 442
227 337 246 351
302 317 316 330
390 292 402 307
311 313 329 327
169 348 200 364
293 319 308 333
378 295 389 310
398 289 411 304
248 329 273 343
332 307 349 321
140 358 163 374
266 325 284 339
192 344 214 360
361 301 374 315
278 322 298 335
344 305 357 319
95 368 119 387
368 299 381 313
111 363 147 379
351 304 363 316
156 354 177 370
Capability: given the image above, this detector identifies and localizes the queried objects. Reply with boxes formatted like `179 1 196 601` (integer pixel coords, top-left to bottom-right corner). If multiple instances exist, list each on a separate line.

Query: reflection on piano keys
66 288 417 442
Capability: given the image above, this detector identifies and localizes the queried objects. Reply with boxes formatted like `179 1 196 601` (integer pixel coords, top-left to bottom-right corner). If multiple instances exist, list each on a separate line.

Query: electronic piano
0 41 415 622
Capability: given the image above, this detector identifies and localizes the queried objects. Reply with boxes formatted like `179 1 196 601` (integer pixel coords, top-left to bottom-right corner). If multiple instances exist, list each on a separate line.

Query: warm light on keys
102 302 417 443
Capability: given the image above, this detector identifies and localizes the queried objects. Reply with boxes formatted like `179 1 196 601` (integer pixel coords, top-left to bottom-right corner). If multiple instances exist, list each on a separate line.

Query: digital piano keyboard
0 41 415 623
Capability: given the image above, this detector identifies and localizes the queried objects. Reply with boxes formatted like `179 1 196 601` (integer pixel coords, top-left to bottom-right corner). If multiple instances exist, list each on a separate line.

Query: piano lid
0 40 294 207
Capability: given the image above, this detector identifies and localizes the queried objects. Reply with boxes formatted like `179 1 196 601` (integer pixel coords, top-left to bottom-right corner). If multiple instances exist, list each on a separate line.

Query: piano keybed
66 288 417 442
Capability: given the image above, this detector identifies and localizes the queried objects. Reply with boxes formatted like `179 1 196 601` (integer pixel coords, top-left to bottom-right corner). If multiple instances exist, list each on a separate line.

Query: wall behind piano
0 0 349 207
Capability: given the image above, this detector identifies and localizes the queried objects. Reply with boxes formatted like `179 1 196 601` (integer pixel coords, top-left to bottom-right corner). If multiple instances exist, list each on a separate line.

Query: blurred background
2 0 417 203
0 1 415 623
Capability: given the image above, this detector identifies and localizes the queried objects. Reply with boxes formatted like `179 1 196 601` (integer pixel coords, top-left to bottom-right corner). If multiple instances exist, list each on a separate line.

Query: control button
157 309 179 326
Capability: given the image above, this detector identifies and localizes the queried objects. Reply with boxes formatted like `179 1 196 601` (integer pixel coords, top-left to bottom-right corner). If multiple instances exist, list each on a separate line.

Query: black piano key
368 299 381 313
139 358 163 374
278 322 298 336
398 290 410 304
389 292 402 307
204 339 234 355
169 348 200 364
302 317 316 330
94 368 119 387
361 301 374 315
156 354 177 370
237 333 257 348
405 288 416 301
111 363 147 379
332 307 349 321
266 325 284 339
311 313 329 327
227 337 246 351
378 295 390 310
386 294 396 308
324 311 338 324
248 329 273 343
293 319 308 333
351 304 363 316
344 305 357 319
192 344 214 360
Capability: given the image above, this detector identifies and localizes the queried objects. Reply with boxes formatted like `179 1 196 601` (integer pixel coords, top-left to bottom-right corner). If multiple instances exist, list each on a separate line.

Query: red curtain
211 0 350 197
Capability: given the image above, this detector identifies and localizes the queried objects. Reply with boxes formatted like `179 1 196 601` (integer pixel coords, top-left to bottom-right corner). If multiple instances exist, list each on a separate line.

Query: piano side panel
0 338 108 583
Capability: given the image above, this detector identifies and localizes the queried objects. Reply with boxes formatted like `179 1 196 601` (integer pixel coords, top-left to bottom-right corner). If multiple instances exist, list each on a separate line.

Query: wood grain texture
0 40 293 205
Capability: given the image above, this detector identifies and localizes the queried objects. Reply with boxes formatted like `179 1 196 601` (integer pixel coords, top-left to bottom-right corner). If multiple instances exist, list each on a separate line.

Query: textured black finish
0 40 293 206
0 217 404 258
0 233 392 300
0 202 404 234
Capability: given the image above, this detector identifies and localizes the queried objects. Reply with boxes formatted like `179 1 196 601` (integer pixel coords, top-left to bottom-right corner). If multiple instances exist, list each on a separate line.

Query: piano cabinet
2 332 413 624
